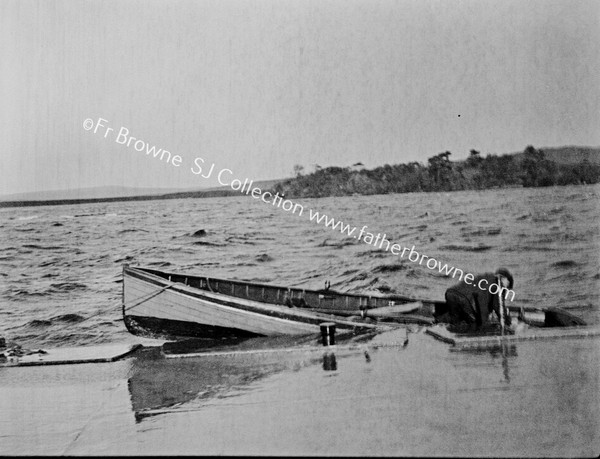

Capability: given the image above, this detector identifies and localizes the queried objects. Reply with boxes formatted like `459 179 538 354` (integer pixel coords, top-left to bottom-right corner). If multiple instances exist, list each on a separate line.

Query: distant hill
271 145 600 199
510 146 600 165
0 186 186 202
0 179 288 208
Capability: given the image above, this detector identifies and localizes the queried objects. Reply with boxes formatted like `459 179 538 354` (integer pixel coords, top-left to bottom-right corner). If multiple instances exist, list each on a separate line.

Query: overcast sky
1 0 598 195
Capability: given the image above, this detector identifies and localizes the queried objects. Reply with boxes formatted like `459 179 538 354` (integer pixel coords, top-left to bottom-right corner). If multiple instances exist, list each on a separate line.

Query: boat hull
123 315 262 341
122 266 380 340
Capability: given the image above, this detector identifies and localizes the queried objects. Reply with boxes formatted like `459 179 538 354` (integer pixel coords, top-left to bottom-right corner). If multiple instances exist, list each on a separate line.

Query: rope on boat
498 279 505 335
123 282 176 312
205 278 215 293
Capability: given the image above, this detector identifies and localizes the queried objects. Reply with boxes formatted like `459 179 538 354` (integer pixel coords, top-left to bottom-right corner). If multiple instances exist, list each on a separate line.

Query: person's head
495 267 514 289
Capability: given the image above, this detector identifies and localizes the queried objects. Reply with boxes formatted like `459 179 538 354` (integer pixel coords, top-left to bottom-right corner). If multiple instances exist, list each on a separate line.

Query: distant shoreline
2 180 598 210
0 188 241 208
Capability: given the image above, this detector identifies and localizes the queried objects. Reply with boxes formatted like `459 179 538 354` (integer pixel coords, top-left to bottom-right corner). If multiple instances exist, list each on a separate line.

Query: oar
306 302 422 320
308 308 435 325
361 301 423 318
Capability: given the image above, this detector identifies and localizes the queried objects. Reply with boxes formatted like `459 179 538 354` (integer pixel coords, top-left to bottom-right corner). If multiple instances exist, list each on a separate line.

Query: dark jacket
445 273 509 326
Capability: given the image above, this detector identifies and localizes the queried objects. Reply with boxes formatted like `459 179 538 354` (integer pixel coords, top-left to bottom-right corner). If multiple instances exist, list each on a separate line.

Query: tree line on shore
272 146 600 198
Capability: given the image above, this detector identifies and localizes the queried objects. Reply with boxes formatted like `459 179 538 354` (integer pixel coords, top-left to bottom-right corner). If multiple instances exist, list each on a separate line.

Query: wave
356 249 389 258
225 237 256 245
372 263 407 273
318 238 357 248
504 245 558 252
114 255 135 263
438 244 493 252
147 261 173 267
118 228 150 234
50 313 86 323
347 272 369 282
39 260 59 267
531 213 558 223
548 206 566 215
12 328 112 348
402 266 448 279
74 212 107 218
50 282 88 292
255 253 274 262
551 260 579 268
22 244 66 250
26 319 52 327
7 288 47 298
191 241 226 247
247 277 275 283
20 314 87 331
534 235 566 244
460 227 502 237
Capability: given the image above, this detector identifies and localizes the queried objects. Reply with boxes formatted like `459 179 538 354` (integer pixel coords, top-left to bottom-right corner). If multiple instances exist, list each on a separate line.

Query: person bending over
443 267 514 331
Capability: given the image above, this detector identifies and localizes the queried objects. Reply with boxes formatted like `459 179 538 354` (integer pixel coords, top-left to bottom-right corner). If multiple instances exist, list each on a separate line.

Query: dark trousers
445 289 478 325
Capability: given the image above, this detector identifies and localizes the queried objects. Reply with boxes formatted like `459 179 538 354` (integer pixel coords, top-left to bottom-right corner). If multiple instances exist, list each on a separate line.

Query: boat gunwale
125 265 442 304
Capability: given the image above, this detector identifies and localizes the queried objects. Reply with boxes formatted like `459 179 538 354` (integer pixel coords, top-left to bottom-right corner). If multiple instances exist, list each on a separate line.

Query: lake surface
1 184 598 348
1 185 599 456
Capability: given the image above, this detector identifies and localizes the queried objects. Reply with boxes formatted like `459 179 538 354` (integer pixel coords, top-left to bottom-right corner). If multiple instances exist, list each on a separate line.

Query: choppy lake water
1 184 599 347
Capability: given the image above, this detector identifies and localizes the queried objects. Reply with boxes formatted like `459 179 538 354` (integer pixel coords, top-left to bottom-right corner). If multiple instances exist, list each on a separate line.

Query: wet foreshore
1 328 598 457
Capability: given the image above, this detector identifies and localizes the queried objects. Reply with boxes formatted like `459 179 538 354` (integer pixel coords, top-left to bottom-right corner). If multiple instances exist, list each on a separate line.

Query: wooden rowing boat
122 265 442 340
122 265 586 341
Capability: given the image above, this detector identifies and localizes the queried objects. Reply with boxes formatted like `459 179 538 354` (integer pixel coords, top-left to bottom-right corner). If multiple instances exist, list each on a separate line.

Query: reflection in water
322 352 337 371
451 342 518 383
128 335 340 422
487 342 518 383
499 343 516 383
128 348 305 421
